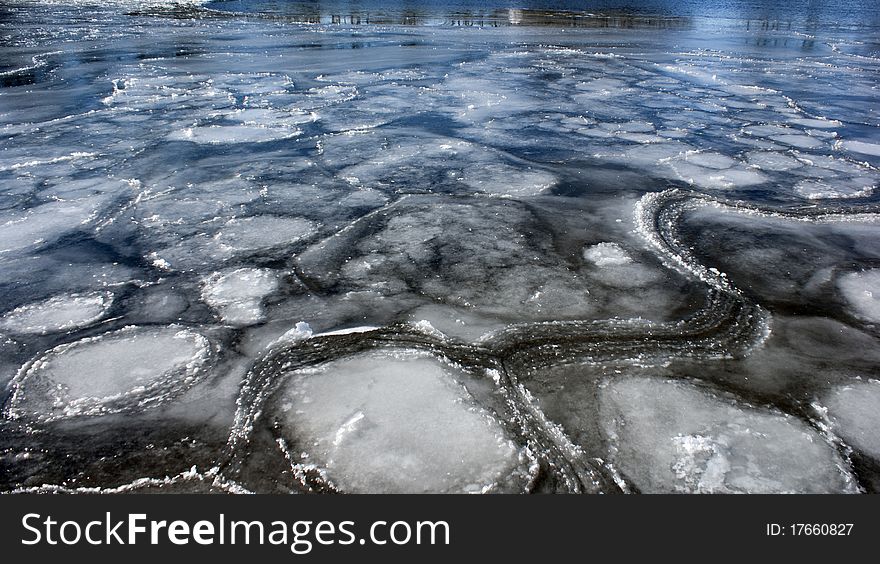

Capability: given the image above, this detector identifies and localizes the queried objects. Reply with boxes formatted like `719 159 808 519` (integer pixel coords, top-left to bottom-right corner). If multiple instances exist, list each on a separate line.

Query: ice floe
600 376 858 493
838 269 880 323
0 292 113 335
273 349 523 493
202 268 280 326
5 326 213 422
821 381 880 459
583 242 633 267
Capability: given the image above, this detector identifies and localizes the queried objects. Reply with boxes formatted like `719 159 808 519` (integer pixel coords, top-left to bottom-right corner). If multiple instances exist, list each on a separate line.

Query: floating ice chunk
840 140 880 157
324 130 556 197
670 162 768 189
618 133 667 144
202 268 280 326
684 152 736 169
277 350 520 493
822 381 880 459
5 326 212 422
770 134 824 149
745 151 802 171
600 376 857 493
616 142 694 166
306 84 357 106
168 125 302 145
0 197 106 255
838 269 880 323
0 292 113 335
583 242 633 267
461 163 556 197
789 118 842 129
794 178 874 200
215 215 318 253
406 304 501 343
225 108 316 127
275 321 314 343
598 121 655 134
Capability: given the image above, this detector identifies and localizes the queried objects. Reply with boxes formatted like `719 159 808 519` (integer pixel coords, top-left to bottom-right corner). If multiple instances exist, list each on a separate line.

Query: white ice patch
821 381 880 459
461 163 556 197
202 268 280 326
0 197 106 256
0 292 113 335
323 131 557 197
278 350 520 493
5 326 212 422
600 376 857 493
840 140 880 157
684 152 737 170
794 178 874 200
214 215 318 253
168 124 302 145
582 242 633 267
838 269 880 323
745 151 803 171
668 161 768 190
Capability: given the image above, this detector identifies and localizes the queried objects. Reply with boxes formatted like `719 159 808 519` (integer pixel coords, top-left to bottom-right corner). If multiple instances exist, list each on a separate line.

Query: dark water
206 0 880 28
0 0 879 494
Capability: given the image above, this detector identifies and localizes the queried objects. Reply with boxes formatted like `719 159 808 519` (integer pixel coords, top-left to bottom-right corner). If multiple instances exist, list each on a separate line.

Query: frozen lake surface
1 0 879 493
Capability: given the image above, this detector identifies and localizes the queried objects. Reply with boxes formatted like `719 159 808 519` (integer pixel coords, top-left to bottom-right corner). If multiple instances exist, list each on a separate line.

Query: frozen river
1 0 879 493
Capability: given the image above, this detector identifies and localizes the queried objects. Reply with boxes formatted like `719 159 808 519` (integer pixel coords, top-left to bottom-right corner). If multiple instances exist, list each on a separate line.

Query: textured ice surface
838 269 880 323
149 215 318 271
583 242 633 267
300 199 595 321
6 326 212 422
320 130 557 197
794 178 874 200
202 268 279 326
600 376 857 493
214 216 318 252
841 140 880 157
745 151 803 171
822 381 880 460
678 204 880 309
2 0 880 493
0 197 106 256
276 350 520 493
0 292 112 335
168 125 302 145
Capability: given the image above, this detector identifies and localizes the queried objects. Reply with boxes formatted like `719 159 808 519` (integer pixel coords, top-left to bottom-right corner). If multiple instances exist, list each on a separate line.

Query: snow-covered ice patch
5 326 213 422
794 178 874 200
821 381 880 459
202 268 280 326
745 151 802 171
215 215 318 253
583 242 633 267
840 140 880 157
276 350 521 493
0 292 113 335
168 125 302 145
838 269 880 323
600 376 857 493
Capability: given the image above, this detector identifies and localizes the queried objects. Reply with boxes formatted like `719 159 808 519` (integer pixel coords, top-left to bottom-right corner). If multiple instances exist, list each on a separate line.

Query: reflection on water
186 3 696 29
205 0 880 31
